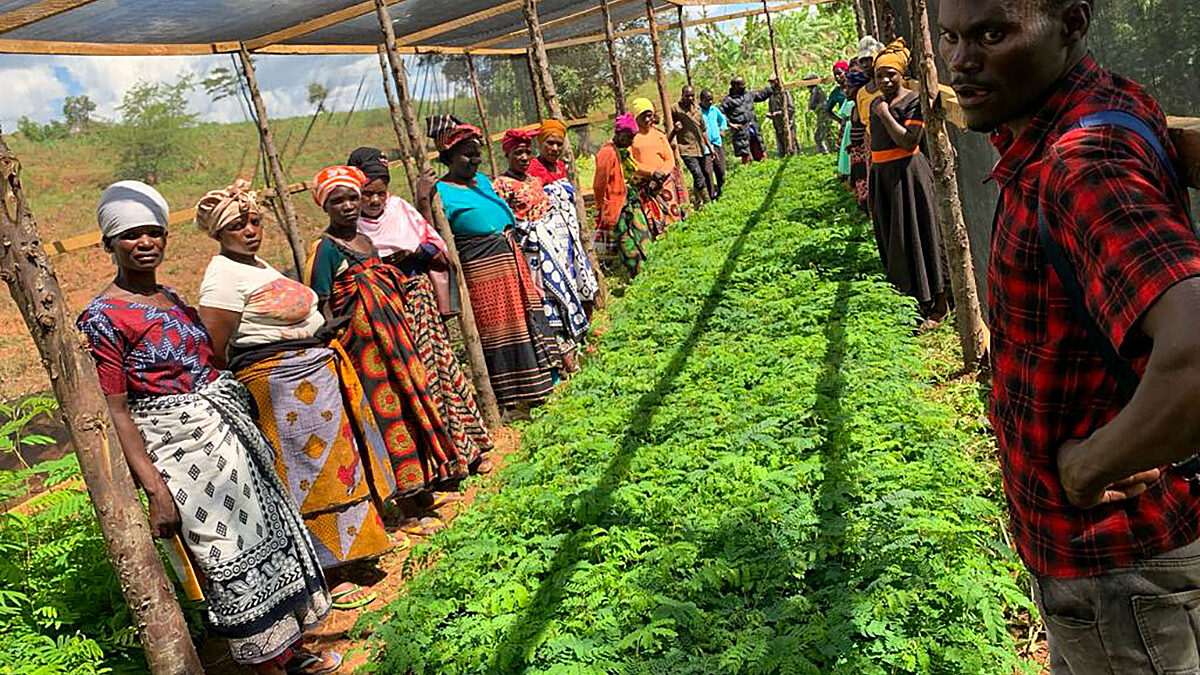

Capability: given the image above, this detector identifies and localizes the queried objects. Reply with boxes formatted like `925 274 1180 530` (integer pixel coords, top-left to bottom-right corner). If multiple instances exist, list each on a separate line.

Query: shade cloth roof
0 0 822 56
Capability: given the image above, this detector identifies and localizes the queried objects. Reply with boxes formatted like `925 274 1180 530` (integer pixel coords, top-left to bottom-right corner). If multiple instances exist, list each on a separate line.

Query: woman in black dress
868 39 949 325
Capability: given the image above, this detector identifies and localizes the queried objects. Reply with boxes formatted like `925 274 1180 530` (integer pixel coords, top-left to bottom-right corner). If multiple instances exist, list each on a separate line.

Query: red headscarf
502 128 538 155
312 165 366 207
833 60 850 74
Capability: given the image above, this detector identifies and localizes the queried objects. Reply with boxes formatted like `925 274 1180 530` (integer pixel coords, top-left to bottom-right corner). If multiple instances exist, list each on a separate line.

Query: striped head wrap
312 165 367 208
426 113 482 152
195 179 259 238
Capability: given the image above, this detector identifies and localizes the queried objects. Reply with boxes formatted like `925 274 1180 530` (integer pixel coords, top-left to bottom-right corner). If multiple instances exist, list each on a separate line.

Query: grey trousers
1036 537 1200 674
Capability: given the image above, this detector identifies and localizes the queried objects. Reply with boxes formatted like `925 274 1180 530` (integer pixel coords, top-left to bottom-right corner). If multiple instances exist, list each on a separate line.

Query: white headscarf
857 35 885 60
97 180 169 240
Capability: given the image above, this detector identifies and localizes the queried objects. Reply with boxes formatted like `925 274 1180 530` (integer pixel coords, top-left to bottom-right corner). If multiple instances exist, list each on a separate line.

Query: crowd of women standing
74 102 696 671
833 35 950 328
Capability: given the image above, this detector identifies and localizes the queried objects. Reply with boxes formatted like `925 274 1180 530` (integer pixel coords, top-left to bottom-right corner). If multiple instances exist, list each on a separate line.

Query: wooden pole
377 44 417 198
877 0 896 42
678 5 693 90
644 0 689 205
907 0 987 369
238 45 306 276
465 52 500 178
0 137 203 675
862 0 878 38
599 0 626 113
526 46 545 119
374 0 504 428
762 0 795 155
852 0 867 38
523 0 610 308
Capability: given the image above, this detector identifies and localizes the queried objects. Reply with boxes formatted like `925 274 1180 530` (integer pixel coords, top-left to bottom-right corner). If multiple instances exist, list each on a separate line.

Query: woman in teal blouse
430 117 557 411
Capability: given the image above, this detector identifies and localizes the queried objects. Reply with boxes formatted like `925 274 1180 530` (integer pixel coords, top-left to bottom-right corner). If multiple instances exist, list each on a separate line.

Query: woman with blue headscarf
78 181 338 674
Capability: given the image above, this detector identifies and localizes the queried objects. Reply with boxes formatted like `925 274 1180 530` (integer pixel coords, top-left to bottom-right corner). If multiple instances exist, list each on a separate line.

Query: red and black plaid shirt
989 55 1200 578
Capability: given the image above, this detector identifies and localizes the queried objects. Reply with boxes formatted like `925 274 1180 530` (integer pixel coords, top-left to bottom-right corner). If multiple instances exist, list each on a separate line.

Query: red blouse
527 156 568 185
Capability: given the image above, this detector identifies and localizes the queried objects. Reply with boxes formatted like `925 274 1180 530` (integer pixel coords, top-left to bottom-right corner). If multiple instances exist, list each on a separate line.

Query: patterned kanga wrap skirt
130 373 331 666
236 342 396 570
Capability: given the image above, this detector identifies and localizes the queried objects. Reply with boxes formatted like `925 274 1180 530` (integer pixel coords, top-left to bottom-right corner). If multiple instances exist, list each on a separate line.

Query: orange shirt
592 142 627 229
631 127 675 174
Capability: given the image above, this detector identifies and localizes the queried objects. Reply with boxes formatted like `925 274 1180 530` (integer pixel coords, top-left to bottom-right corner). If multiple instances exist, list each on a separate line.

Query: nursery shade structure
0 0 733 54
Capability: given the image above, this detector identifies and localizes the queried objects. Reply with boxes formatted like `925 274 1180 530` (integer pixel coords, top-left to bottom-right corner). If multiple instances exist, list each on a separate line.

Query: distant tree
62 95 96 133
202 61 252 121
110 74 198 184
16 116 69 142
307 82 330 112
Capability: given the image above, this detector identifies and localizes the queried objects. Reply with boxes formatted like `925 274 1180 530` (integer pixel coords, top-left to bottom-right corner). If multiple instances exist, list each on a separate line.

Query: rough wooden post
875 0 895 41
0 136 203 675
600 0 627 114
238 45 306 275
907 0 988 369
465 52 500 178
523 0 610 308
525 47 545 120
374 0 504 427
763 0 796 155
852 0 867 38
378 44 418 198
678 5 693 90
644 0 689 204
863 0 879 38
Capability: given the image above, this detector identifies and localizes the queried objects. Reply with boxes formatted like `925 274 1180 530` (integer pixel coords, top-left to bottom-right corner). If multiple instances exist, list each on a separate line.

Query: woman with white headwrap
77 181 339 674
195 180 397 610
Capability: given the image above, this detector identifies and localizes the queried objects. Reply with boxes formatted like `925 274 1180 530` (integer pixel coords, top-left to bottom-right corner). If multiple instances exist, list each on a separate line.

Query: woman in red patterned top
78 181 337 674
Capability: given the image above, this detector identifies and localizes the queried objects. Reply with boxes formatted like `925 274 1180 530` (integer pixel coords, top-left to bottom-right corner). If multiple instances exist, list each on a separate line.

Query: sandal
329 583 376 610
286 650 342 675
472 458 494 475
427 492 463 510
396 516 443 537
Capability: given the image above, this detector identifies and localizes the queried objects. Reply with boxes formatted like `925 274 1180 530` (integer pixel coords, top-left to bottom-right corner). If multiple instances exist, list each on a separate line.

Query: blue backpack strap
1036 110 1182 401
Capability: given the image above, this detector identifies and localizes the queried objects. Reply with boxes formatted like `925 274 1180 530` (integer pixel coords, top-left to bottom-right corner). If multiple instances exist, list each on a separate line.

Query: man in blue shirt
700 89 729 200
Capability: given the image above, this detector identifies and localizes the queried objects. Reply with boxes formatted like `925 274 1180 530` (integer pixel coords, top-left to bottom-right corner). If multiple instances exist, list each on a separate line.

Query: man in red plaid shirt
940 0 1200 671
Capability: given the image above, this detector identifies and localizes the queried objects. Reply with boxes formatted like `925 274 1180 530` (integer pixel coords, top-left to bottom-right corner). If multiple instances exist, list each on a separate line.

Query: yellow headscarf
631 97 655 120
538 118 567 143
874 38 911 74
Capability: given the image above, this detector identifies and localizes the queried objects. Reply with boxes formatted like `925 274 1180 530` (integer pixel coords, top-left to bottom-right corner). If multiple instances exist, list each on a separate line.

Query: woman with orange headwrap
494 127 596 375
196 180 397 596
304 165 470 537
868 38 949 325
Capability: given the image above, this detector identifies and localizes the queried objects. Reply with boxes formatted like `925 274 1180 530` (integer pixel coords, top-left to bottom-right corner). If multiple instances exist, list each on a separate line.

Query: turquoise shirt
701 105 728 147
436 174 515 237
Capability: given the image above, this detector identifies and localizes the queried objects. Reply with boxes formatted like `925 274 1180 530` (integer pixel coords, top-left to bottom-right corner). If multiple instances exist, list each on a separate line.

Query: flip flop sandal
286 650 343 675
332 588 376 610
329 583 363 602
397 517 442 537
427 492 463 509
472 459 494 475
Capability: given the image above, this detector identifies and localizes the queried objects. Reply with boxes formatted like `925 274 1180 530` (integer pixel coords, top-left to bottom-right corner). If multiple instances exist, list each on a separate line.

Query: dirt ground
198 426 523 673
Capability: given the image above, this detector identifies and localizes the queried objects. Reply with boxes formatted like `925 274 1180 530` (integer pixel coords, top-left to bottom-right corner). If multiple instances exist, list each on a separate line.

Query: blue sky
0 3 795 132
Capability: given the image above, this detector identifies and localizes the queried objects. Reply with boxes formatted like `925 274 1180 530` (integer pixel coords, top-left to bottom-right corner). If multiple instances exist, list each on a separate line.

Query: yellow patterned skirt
236 342 396 569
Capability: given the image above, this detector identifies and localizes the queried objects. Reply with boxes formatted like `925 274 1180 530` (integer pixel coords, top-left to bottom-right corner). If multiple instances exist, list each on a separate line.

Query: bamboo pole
678 5 693 89
465 52 500 178
907 0 987 369
0 136 203 675
645 0 689 205
373 0 503 428
600 0 627 113
526 46 545 119
377 44 417 197
762 0 795 155
523 0 610 308
238 45 306 276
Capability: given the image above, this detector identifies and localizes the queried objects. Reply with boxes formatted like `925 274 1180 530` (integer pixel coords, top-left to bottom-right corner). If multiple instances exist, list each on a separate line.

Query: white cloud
0 63 69 128
0 52 448 132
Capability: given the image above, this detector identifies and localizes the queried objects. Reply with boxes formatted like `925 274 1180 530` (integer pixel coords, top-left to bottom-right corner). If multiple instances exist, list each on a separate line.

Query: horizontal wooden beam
471 0 639 49
0 0 100 34
543 0 825 50
243 0 404 51
396 0 524 47
0 38 522 56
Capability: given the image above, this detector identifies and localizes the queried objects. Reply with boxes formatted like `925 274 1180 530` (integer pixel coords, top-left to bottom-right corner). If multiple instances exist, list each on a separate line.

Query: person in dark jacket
719 76 772 164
